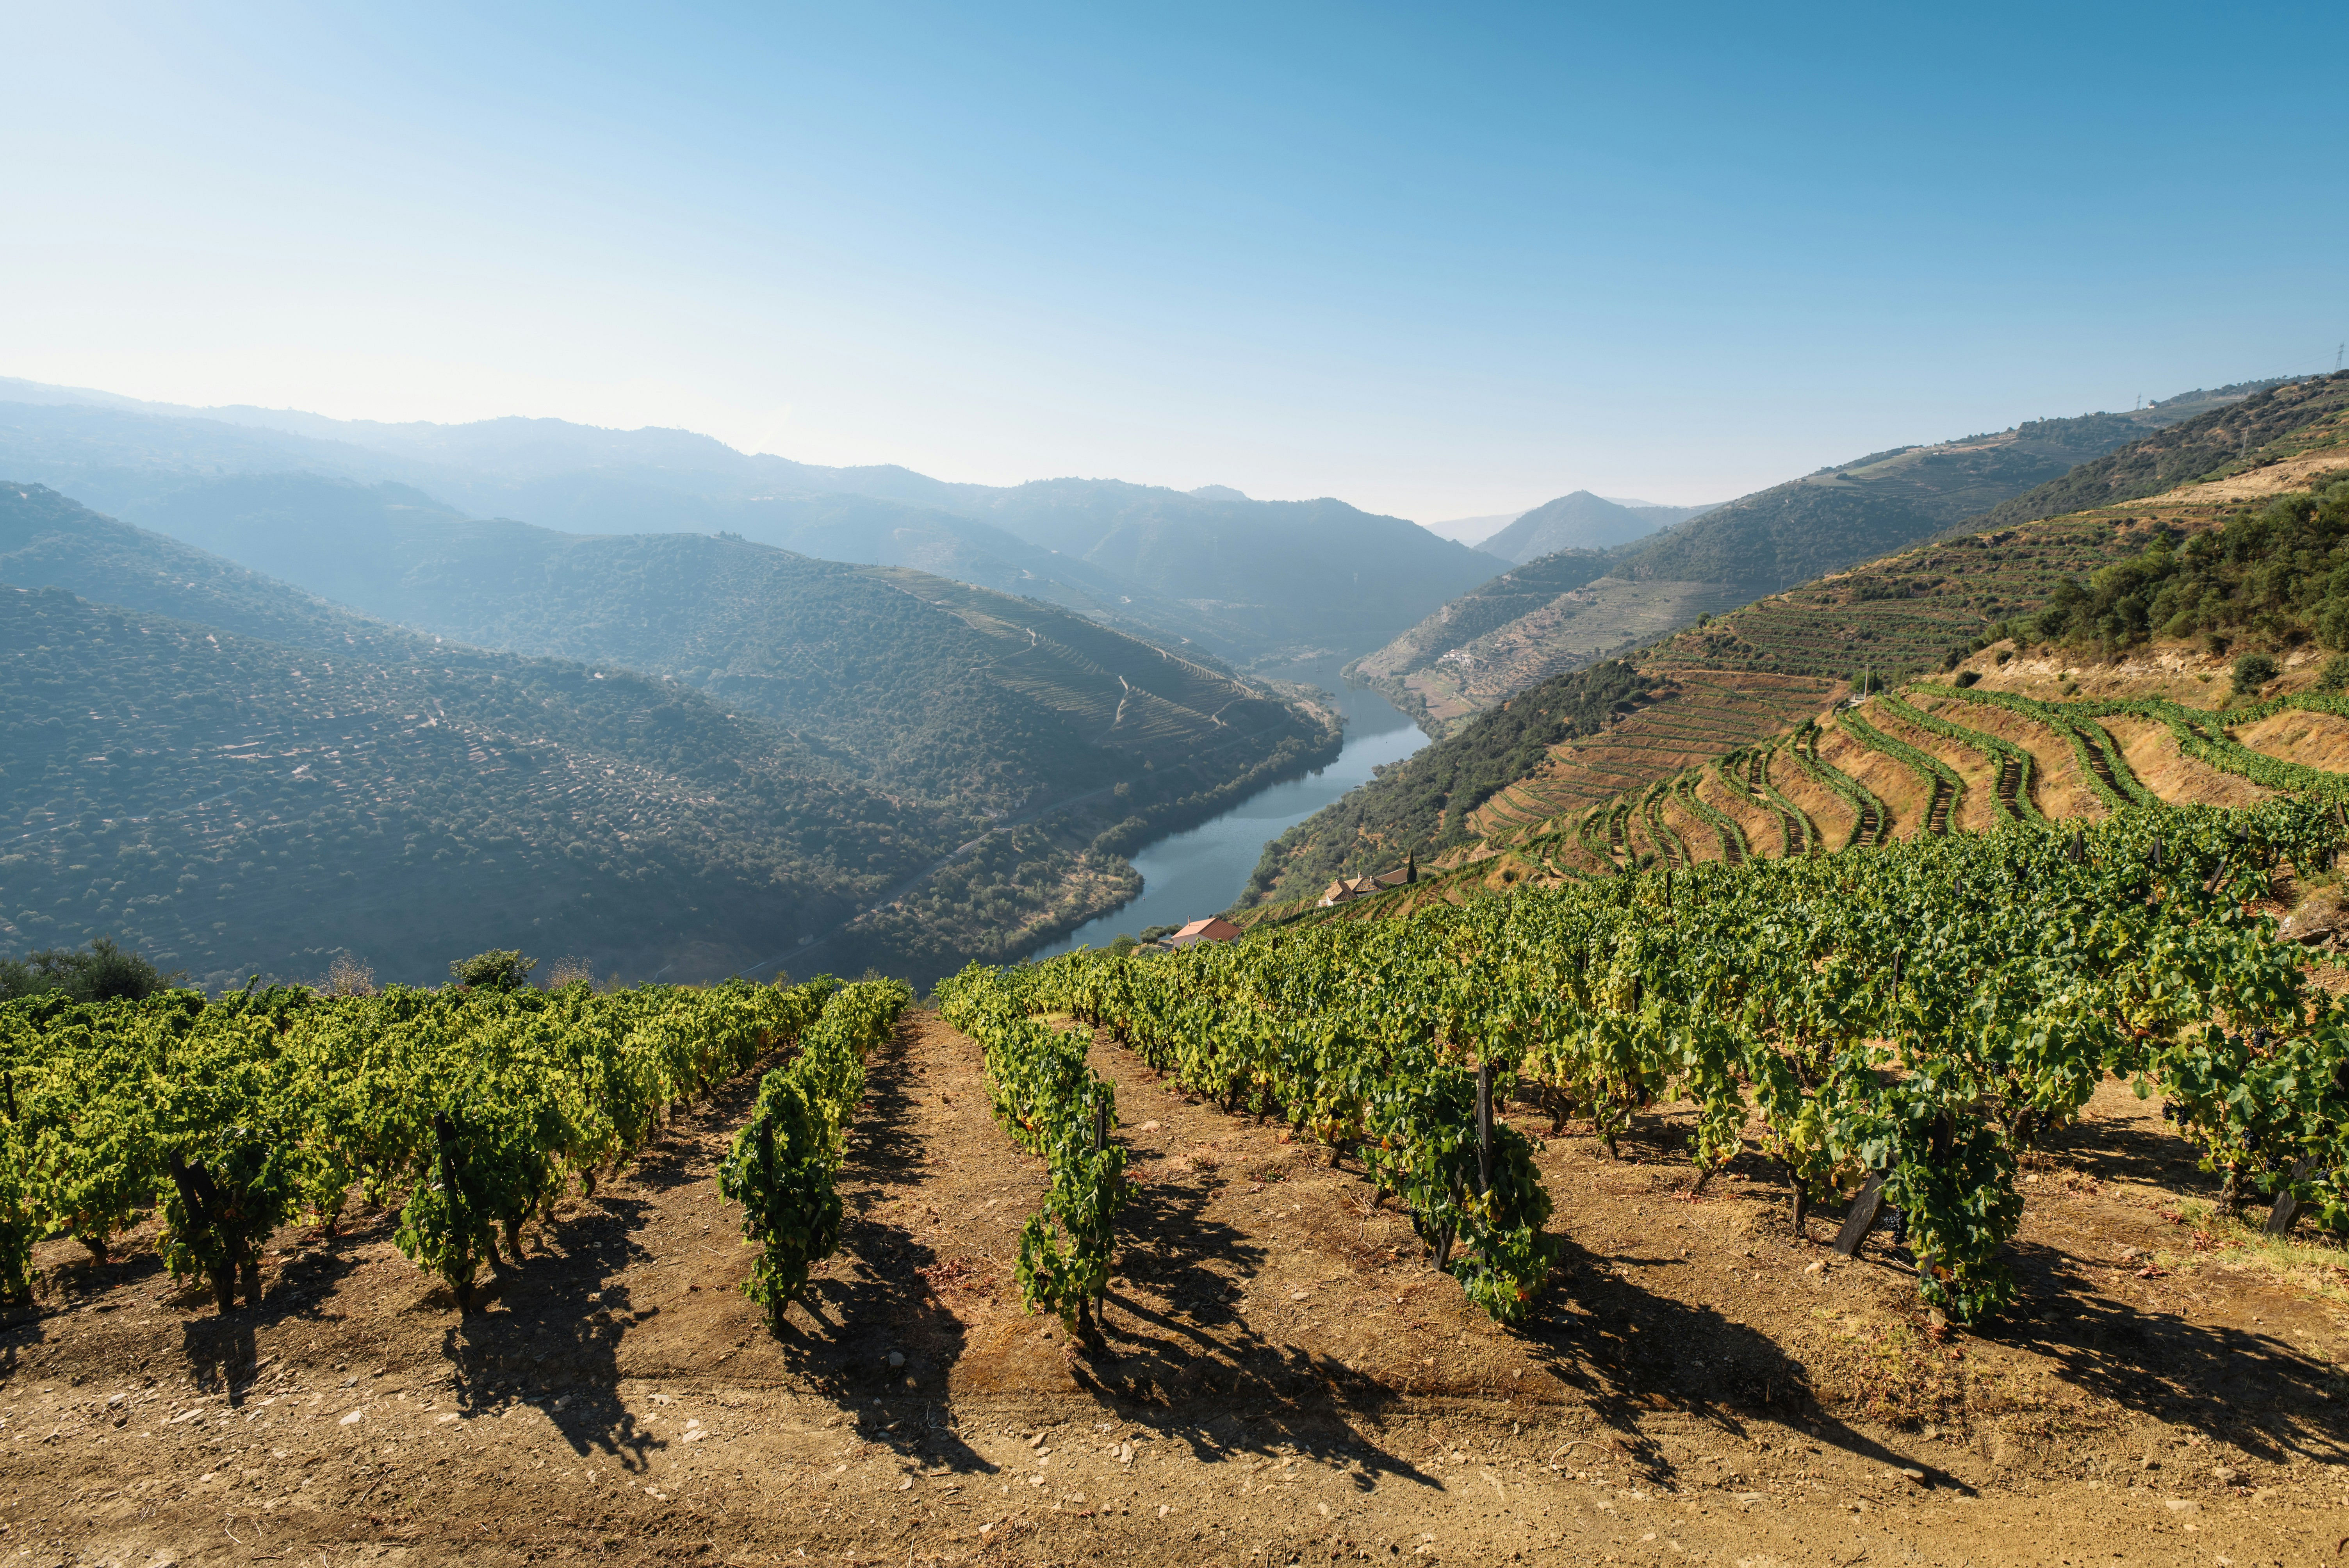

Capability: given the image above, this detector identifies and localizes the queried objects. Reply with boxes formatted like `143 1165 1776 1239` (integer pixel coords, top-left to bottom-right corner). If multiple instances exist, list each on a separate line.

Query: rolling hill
8 480 1336 824
1349 380 2285 734
1241 373 2349 906
0 483 1337 985
0 489 933 991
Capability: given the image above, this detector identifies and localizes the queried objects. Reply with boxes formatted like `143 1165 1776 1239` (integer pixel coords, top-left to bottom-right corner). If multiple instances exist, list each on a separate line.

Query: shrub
449 950 537 991
2232 651 2280 697
2319 654 2349 693
0 938 177 1003
1953 670 1981 688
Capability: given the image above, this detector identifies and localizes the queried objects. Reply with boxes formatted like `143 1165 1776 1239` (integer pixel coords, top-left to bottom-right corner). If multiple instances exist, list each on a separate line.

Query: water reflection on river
1031 657 1428 959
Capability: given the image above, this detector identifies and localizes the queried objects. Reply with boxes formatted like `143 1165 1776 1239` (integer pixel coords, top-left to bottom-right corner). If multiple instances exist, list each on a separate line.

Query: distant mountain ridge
0 380 1497 661
1475 491 1686 563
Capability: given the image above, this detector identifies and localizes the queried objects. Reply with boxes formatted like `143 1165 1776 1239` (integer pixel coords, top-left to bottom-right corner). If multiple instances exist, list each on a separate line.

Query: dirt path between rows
5 1009 2346 1565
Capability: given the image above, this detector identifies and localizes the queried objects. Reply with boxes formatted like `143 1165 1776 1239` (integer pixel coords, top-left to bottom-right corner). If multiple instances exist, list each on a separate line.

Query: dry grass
317 951 376 996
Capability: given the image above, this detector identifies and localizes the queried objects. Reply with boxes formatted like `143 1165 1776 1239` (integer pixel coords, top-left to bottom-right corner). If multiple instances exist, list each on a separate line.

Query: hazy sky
5 2 2344 520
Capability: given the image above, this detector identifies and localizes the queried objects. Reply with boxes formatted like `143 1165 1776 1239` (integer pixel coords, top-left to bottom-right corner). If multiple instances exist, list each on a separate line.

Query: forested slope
0 581 927 991
0 485 1337 985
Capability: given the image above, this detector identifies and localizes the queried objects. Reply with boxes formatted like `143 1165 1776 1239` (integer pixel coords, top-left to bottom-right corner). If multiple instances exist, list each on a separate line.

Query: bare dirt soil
7 1011 2347 1567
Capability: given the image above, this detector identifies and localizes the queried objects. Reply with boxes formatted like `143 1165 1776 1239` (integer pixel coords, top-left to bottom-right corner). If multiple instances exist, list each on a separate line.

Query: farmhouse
1318 854 1417 906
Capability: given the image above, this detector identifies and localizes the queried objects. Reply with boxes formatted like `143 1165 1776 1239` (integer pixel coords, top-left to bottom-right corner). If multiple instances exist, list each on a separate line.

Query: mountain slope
0 484 1336 983
1350 381 2281 735
0 385 1499 660
1474 491 1672 563
1243 374 2348 907
30 481 1332 821
1954 375 2349 538
0 492 942 988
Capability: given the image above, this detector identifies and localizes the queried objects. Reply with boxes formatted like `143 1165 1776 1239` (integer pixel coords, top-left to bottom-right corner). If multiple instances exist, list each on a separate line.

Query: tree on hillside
0 938 180 1002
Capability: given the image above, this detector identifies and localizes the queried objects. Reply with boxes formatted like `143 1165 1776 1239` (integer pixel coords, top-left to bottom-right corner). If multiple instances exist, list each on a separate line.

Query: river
1031 657 1428 958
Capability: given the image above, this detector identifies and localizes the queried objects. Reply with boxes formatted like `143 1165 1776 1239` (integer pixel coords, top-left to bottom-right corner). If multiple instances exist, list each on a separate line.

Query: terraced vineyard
1282 647 2349 931
1469 670 1837 843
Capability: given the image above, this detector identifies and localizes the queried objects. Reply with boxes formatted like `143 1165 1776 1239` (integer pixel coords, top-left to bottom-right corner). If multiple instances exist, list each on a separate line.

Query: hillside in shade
0 483 1337 986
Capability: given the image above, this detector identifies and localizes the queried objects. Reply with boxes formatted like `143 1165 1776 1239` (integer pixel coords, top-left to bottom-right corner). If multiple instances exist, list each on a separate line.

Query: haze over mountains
1419 495 1717 559
1474 492 1718 565
0 380 1496 665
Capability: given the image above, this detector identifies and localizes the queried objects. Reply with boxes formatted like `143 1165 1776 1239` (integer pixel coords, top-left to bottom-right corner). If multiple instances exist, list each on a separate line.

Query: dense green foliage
2024 479 2349 653
449 950 537 991
1039 801 2349 1324
719 978 911 1328
935 968 1127 1336
0 973 837 1309
1243 661 1650 903
0 938 177 1003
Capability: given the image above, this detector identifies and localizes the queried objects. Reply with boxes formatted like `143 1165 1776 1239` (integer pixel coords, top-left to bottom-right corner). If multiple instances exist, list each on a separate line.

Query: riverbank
1030 659 1428 959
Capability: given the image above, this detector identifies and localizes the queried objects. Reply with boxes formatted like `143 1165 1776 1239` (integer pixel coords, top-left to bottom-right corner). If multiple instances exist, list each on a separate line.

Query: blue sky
4 2 2344 519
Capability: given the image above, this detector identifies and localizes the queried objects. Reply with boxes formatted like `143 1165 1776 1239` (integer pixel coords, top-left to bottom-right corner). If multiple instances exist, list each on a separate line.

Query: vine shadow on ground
791 1018 985 1475
430 1186 659 1469
1983 1239 2349 1464
2036 1097 2224 1192
1057 1145 1438 1497
177 1210 386 1402
1508 1215 1972 1496
417 1060 811 1472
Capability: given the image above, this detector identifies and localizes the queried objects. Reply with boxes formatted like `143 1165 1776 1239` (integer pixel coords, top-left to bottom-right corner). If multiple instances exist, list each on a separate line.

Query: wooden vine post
1474 1063 1494 1197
